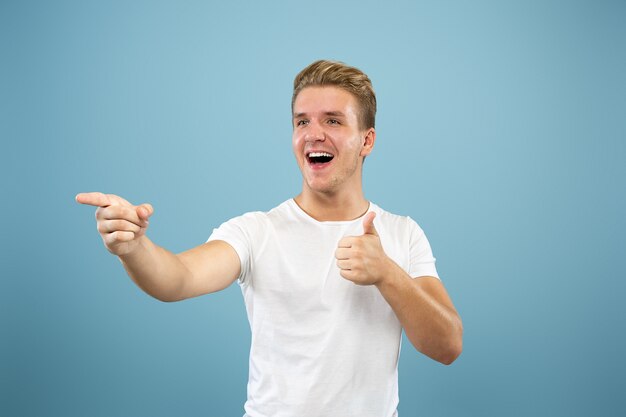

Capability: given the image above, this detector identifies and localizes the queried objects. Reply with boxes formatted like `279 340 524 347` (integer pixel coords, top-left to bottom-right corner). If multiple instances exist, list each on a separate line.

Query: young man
77 60 463 417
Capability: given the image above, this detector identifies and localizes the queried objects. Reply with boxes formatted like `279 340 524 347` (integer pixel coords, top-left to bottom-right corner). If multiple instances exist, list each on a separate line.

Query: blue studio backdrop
1 1 625 416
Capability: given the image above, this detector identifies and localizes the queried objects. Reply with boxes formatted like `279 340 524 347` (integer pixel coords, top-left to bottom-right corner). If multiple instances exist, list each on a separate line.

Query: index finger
75 192 112 207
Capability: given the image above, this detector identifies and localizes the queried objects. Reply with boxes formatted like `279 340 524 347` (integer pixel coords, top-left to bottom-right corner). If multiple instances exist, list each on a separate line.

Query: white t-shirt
207 199 438 417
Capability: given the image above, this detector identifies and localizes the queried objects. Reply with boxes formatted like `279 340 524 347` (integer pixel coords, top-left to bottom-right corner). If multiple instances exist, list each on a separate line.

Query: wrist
118 235 150 262
375 256 403 288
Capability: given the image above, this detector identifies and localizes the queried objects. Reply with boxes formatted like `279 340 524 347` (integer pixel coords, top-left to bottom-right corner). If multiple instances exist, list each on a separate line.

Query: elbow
146 286 186 303
154 295 180 303
438 340 462 365
439 320 463 365
138 276 188 303
152 291 186 303
411 328 464 365
420 317 462 365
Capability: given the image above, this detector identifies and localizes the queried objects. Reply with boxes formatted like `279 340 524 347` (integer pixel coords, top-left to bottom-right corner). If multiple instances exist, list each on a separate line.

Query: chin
306 181 340 195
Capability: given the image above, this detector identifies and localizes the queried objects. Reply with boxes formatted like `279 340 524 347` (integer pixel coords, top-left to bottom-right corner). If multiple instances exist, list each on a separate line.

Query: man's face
292 86 375 196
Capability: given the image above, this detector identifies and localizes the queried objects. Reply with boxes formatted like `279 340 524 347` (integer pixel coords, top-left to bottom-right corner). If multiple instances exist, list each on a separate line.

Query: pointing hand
335 212 391 286
76 192 153 256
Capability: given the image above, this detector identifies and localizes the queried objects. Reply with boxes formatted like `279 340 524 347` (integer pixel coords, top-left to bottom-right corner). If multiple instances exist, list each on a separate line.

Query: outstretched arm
76 192 240 302
336 212 463 364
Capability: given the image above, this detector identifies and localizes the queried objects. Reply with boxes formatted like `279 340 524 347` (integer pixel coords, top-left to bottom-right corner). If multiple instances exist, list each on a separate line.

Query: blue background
2 0 625 416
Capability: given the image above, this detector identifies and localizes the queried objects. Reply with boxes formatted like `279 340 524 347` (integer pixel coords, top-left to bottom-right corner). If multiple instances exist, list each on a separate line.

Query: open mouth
307 152 334 165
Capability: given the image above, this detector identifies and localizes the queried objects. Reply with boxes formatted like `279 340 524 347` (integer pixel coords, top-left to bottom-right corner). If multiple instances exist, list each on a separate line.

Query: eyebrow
293 111 347 119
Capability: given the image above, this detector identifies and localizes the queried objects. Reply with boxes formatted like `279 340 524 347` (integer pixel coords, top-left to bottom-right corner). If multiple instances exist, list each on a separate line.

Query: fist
76 192 153 256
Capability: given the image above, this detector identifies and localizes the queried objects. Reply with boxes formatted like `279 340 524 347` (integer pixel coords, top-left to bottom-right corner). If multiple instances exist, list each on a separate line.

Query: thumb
362 212 378 236
136 203 154 221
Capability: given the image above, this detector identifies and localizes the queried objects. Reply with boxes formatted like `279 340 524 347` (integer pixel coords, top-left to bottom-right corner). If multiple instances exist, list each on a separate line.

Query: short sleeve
207 213 262 285
407 216 439 279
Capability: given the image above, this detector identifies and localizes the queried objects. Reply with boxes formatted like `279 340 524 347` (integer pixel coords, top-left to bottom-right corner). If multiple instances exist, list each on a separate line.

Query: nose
304 122 326 142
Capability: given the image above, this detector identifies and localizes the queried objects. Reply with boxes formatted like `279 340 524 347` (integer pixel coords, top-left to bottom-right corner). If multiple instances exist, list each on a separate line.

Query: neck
294 188 369 221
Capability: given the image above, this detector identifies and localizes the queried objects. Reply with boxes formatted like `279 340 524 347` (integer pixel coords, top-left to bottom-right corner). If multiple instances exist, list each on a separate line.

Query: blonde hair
292 60 376 130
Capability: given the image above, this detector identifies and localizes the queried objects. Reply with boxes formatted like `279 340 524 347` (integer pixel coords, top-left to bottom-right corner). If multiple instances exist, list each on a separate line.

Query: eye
327 119 340 125
296 119 309 127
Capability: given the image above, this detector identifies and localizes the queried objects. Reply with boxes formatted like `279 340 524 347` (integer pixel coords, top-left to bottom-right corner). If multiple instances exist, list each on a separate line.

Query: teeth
308 152 334 158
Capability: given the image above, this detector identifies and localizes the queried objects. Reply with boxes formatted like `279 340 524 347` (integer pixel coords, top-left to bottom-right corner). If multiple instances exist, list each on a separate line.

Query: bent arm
375 263 463 365
335 212 462 364
118 237 240 302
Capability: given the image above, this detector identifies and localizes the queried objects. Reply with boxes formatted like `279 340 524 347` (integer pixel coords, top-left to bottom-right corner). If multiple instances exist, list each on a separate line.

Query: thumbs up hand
335 212 392 286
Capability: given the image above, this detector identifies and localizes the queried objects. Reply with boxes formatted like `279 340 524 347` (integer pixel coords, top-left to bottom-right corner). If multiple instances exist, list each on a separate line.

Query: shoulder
370 203 419 230
370 203 429 246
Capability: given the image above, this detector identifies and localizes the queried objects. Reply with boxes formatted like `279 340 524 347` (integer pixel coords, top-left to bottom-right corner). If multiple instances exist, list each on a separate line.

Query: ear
360 128 376 157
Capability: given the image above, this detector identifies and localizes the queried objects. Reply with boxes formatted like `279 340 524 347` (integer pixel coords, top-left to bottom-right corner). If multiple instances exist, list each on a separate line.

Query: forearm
375 260 463 364
118 236 191 302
